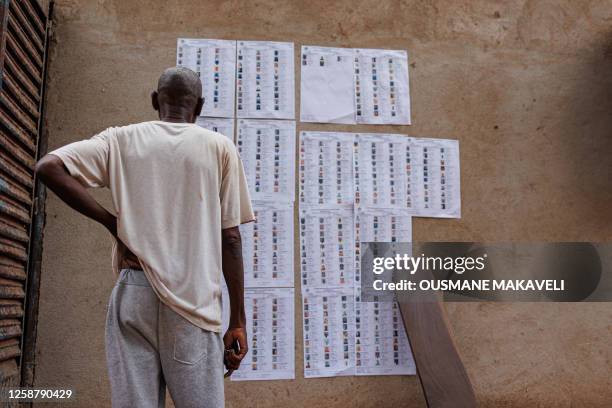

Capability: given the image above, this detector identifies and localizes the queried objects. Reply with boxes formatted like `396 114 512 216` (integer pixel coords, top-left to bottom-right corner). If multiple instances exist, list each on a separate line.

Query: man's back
36 67 253 407
49 120 253 332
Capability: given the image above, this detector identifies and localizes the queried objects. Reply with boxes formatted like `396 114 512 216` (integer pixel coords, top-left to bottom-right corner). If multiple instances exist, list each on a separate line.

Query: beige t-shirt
49 120 255 332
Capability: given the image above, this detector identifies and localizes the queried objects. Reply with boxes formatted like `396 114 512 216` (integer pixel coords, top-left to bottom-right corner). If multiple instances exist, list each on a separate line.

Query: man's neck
158 106 194 123
159 115 193 123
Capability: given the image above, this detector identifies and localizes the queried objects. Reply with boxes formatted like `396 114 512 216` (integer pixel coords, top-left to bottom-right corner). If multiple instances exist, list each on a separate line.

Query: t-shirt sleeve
220 143 255 229
47 129 111 188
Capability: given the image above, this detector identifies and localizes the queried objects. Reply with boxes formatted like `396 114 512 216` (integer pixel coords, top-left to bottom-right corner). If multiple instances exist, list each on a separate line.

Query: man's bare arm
221 226 248 370
35 154 116 234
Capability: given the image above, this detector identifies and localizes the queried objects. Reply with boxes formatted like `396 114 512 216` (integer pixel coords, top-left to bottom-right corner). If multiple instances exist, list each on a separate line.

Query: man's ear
151 91 160 111
193 97 204 121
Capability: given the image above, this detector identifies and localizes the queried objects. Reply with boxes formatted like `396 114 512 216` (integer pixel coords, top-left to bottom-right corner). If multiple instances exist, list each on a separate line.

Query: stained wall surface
34 1 612 407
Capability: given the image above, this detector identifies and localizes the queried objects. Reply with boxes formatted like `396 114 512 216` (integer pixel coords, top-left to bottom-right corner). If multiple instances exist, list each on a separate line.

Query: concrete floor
33 0 612 407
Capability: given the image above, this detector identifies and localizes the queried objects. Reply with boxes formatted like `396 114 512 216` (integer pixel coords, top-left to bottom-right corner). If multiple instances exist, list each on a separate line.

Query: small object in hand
223 340 241 378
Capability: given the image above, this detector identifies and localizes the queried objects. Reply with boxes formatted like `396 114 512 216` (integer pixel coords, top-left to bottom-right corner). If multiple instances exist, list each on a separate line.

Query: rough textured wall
34 0 612 407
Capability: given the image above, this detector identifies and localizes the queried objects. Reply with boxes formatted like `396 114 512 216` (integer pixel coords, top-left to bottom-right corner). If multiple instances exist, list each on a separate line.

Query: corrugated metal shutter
0 0 49 393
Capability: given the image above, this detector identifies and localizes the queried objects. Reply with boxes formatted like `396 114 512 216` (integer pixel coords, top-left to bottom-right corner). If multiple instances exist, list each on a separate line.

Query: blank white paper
300 46 356 124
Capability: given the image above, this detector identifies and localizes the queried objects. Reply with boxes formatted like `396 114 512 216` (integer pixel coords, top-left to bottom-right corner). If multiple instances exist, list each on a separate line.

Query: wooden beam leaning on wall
398 280 478 408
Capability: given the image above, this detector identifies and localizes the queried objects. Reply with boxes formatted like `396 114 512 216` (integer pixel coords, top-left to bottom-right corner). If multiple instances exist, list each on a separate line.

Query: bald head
152 67 204 122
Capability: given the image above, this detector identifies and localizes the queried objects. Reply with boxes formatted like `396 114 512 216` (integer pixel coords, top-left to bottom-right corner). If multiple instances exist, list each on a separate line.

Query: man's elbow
222 226 243 259
222 226 242 245
34 155 61 183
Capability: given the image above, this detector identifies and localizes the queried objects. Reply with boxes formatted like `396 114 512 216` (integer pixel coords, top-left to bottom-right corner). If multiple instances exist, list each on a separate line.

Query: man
35 67 254 408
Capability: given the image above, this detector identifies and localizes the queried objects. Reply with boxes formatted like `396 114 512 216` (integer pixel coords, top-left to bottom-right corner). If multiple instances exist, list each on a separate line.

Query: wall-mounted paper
299 207 355 289
354 207 416 376
302 286 355 378
408 137 461 218
241 201 294 288
195 117 235 141
299 131 355 208
300 46 411 125
237 119 296 202
176 39 236 118
300 46 356 124
354 134 461 218
222 287 295 381
354 48 411 125
237 41 295 119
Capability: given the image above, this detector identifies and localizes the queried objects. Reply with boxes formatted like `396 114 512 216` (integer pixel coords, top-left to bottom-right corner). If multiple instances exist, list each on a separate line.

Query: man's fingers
224 356 240 371
227 351 242 365
237 334 248 351
236 347 248 360
223 328 248 370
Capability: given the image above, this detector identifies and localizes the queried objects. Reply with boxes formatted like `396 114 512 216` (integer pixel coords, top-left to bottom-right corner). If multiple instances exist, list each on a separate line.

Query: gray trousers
105 269 224 408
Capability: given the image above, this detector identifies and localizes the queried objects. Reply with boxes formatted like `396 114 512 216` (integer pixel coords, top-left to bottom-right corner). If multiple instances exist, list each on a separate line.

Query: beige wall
34 1 612 407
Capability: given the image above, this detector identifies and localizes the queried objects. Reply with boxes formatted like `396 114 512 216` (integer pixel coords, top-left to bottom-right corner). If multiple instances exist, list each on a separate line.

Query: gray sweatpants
105 269 224 408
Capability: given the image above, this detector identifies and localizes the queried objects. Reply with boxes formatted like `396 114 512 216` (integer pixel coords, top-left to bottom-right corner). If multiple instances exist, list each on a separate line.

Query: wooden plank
398 295 477 408
6 32 41 83
0 321 19 341
4 53 40 101
0 256 26 281
0 359 18 382
0 239 27 262
0 90 38 133
0 338 20 362
0 177 31 206
0 300 22 319
2 70 39 118
0 128 36 171
0 108 36 150
0 152 34 188
0 198 31 225
25 0 47 23
0 277 24 299
0 218 29 243
7 14 42 67
8 0 43 49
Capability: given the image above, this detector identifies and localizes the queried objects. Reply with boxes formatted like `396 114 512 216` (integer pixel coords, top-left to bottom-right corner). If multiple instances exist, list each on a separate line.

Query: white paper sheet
222 287 295 381
354 298 415 375
299 46 411 125
353 207 416 376
409 137 461 218
299 131 355 208
302 286 355 378
237 119 296 202
299 207 355 289
176 39 236 118
353 133 411 209
236 41 295 119
300 46 356 124
195 117 235 140
354 48 411 125
354 134 461 218
240 201 294 288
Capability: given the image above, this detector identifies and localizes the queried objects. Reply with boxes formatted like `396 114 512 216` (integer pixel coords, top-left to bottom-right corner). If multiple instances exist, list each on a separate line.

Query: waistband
118 268 150 287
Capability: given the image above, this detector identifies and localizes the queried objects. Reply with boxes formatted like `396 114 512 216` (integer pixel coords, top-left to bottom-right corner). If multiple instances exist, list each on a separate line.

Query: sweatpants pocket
173 317 208 365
